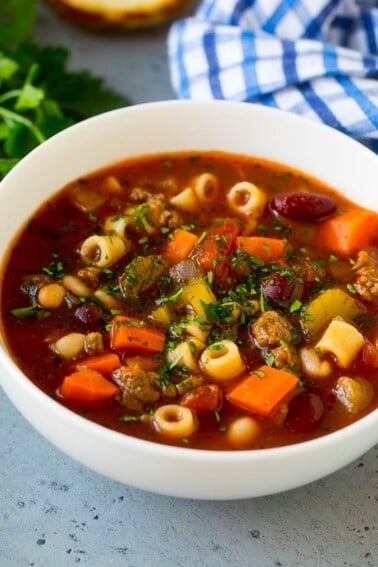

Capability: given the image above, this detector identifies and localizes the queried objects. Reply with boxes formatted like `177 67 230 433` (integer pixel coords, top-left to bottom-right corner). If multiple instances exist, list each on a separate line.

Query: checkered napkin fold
168 0 378 150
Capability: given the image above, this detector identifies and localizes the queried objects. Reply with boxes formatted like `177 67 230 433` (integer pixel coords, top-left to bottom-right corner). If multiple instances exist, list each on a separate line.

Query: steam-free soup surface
1 152 377 450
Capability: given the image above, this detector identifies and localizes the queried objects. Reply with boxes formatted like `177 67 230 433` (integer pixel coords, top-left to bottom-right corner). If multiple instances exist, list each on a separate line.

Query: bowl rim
2 98 378 184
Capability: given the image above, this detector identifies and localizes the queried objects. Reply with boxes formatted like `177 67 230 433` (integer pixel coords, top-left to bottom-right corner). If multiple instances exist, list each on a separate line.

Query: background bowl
0 100 377 499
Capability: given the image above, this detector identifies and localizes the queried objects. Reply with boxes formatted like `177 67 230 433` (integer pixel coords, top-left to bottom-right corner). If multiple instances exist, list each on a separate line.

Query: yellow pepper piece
301 288 366 339
179 277 216 321
150 305 172 329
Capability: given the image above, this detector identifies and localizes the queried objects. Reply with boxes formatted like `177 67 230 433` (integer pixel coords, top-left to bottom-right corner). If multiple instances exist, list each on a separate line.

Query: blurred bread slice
46 0 194 29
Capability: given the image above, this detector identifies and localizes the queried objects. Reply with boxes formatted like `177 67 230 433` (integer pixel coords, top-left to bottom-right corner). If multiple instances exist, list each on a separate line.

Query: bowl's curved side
0 101 377 499
1 351 377 500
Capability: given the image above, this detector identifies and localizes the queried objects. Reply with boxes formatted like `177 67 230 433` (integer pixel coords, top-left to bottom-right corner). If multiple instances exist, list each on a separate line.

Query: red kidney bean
286 392 324 434
74 303 103 330
261 272 303 305
270 192 336 221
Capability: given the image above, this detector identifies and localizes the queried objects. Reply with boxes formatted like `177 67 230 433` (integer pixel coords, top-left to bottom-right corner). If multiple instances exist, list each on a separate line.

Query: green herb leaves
0 0 39 52
200 301 235 325
0 3 129 179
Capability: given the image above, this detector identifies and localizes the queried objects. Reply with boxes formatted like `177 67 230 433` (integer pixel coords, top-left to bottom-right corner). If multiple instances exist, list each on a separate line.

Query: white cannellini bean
94 288 122 310
53 333 86 359
62 275 92 297
227 416 261 448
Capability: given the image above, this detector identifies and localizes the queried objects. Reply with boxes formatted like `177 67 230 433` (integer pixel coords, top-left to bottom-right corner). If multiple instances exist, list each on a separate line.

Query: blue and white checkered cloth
168 0 378 150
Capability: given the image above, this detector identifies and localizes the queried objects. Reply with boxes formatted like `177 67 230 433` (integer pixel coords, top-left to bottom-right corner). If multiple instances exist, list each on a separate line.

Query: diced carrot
181 384 220 412
318 210 378 257
74 353 121 377
236 236 287 262
163 229 198 264
227 365 298 417
110 315 166 354
60 369 118 405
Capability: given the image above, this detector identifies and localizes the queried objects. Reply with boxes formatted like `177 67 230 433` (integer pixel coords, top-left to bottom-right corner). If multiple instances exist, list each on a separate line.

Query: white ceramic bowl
0 101 377 499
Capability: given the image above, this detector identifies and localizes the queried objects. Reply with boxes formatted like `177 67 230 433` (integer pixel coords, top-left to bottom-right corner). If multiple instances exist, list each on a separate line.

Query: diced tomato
358 341 378 369
181 384 221 412
190 219 241 282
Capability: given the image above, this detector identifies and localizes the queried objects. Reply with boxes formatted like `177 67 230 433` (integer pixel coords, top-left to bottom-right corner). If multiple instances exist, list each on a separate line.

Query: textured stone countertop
0 6 377 567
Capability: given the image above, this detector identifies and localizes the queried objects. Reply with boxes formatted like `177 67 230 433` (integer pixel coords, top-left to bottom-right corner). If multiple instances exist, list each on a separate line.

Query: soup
1 152 377 450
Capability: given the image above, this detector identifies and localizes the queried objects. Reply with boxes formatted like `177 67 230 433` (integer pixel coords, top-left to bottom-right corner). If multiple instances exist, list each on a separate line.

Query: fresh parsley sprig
0 1 130 179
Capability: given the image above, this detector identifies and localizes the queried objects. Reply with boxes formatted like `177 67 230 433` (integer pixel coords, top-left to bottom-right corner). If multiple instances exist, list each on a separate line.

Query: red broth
1 151 377 450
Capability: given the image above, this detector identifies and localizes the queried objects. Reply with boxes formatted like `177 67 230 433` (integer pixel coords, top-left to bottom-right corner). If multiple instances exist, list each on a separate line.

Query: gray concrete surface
0 5 377 567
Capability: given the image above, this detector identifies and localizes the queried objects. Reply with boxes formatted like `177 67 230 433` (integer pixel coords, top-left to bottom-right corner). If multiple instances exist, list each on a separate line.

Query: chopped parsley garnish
162 160 173 171
124 264 137 282
196 231 207 245
356 314 375 330
253 370 266 378
200 301 235 325
346 283 357 294
0 1 128 180
188 155 201 164
101 268 115 279
42 260 64 278
289 299 302 313
119 415 140 423
156 288 183 305
11 306 52 320
204 164 215 172
11 306 37 318
132 203 151 231
168 354 183 370
180 223 196 231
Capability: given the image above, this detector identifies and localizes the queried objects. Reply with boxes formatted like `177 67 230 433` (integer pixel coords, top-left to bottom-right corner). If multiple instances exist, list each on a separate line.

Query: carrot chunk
236 236 287 262
318 210 378 257
74 353 121 377
110 315 166 353
227 365 298 417
60 369 118 405
163 229 198 264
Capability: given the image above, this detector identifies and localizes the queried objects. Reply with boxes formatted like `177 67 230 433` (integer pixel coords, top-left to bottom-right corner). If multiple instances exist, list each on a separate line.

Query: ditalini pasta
201 340 245 382
227 181 267 218
80 234 128 267
2 151 377 450
153 405 198 438
191 173 219 204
